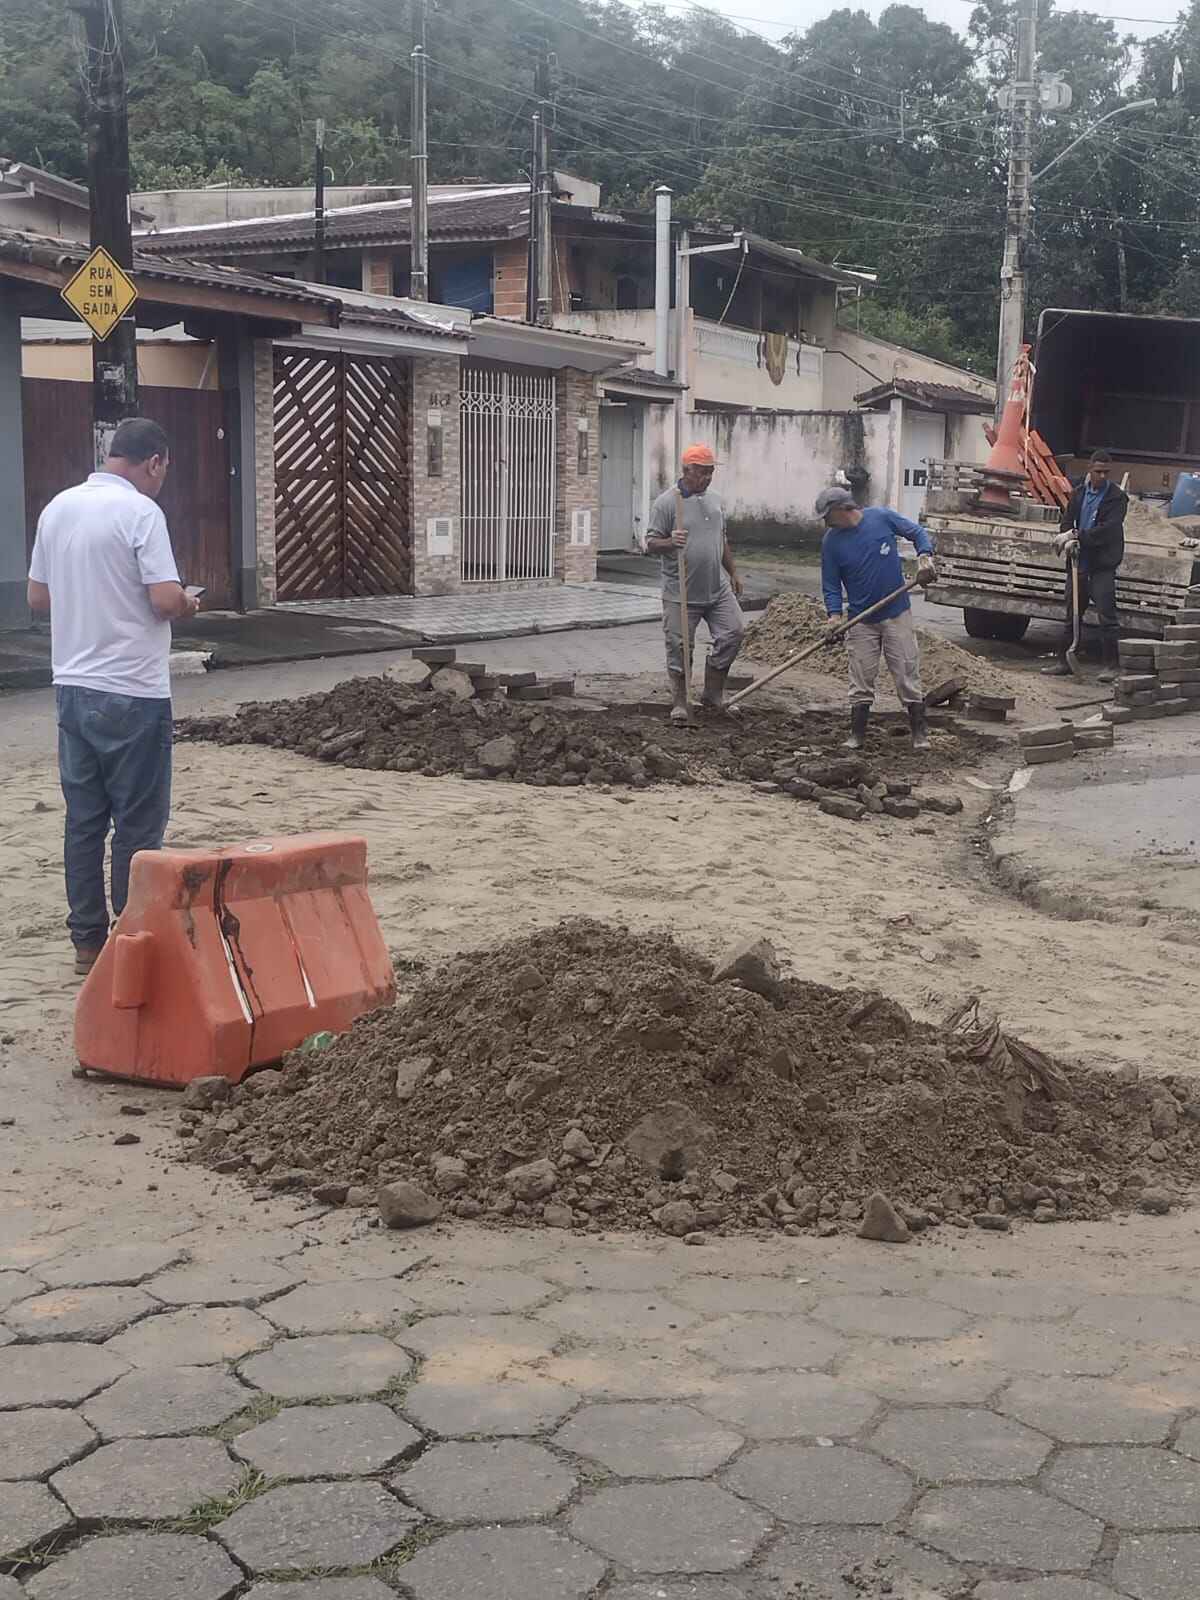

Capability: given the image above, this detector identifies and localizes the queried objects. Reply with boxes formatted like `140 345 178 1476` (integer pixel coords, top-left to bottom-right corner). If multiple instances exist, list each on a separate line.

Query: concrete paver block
555 1401 742 1478
215 1480 421 1574
724 1442 911 1526
403 1526 607 1600
396 1440 576 1522
1044 1445 1200 1529
0 1578 26 1599
936 1320 1121 1377
0 1480 73 1559
836 1340 1009 1405
0 1408 96 1480
262 1279 419 1336
5 1286 159 1342
106 1306 274 1368
402 1373 577 1437
80 1364 250 1439
763 1527 966 1600
538 1291 700 1342
870 1405 1052 1481
928 1275 1084 1321
998 1376 1180 1445
235 1401 421 1478
239 1334 413 1400
24 1531 243 1600
145 1262 301 1308
244 1583 397 1600
671 1275 817 1317
51 1435 240 1522
404 1269 552 1315
975 1581 1122 1600
538 1252 685 1293
605 1585 767 1600
542 1344 719 1404
397 1312 558 1373
0 1271 44 1312
570 1480 771 1573
1175 1415 1200 1461
0 1343 128 1408
1072 1294 1200 1350
811 1293 968 1341
1112 1532 1200 1600
38 1244 184 1290
909 1486 1104 1569
695 1371 880 1440
686 1314 844 1372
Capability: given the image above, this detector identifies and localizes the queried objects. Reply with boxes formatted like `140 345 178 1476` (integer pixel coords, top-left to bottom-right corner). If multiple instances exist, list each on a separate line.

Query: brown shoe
74 945 104 976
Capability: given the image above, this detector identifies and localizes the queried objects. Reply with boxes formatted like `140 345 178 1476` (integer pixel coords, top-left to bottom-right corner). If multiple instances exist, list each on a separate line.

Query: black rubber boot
668 671 690 724
1041 658 1073 677
702 663 735 712
908 702 931 751
1097 635 1119 684
843 703 870 750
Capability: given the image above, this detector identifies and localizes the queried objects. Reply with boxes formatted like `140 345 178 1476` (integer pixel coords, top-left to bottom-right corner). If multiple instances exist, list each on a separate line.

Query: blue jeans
56 686 173 951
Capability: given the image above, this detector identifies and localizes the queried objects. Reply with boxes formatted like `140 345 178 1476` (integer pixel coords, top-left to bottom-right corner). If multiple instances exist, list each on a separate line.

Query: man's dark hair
109 418 170 464
1089 449 1112 466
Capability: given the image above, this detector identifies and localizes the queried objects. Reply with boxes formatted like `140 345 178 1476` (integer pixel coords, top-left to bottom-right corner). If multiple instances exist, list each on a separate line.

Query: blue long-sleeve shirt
821 507 935 622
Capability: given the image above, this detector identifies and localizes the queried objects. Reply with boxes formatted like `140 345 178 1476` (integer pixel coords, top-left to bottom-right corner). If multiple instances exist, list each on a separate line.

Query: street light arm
1031 99 1156 185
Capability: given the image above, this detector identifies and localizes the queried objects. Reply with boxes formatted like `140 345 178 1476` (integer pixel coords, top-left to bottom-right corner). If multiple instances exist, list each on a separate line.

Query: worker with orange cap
644 442 745 720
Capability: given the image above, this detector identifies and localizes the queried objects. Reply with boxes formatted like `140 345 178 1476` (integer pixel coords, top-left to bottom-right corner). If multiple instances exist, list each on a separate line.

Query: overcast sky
689 0 1180 45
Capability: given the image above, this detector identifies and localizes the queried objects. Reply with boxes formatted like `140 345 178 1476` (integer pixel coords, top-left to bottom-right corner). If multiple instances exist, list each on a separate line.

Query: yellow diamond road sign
61 246 138 341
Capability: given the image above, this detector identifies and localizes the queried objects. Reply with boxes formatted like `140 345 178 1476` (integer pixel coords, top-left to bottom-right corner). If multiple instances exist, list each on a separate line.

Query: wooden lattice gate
273 348 413 600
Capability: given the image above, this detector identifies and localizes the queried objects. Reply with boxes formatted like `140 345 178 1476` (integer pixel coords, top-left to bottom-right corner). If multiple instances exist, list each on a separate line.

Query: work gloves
1053 533 1081 560
916 556 938 587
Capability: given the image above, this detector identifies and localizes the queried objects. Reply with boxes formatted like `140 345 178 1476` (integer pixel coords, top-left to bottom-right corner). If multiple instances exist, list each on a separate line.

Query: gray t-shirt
647 484 729 607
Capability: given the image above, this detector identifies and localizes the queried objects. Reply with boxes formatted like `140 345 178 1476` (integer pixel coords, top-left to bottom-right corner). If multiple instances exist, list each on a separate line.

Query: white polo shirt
28 472 180 700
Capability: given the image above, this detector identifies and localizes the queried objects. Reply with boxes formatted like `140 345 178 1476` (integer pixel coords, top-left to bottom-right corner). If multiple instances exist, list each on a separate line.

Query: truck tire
962 608 1030 643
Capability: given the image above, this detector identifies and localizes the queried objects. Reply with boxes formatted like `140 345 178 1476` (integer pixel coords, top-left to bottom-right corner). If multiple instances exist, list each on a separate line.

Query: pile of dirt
180 919 1198 1239
744 593 1015 697
178 676 994 797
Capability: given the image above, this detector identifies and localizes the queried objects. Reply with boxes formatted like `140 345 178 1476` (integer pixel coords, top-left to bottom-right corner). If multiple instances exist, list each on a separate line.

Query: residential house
0 157 151 239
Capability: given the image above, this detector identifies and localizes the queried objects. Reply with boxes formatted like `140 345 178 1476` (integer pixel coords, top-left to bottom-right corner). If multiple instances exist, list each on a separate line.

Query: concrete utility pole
409 0 429 301
534 46 553 326
74 0 138 463
995 0 1037 421
312 118 327 285
654 186 672 377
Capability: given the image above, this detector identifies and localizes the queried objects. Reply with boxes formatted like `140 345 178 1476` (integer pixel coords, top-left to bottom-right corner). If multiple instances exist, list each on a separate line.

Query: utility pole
74 0 138 464
995 0 1037 421
312 118 326 284
409 0 428 301
534 44 553 326
526 110 540 323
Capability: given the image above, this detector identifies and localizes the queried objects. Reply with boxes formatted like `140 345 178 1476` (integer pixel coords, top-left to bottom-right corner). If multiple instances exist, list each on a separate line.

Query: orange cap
681 443 716 466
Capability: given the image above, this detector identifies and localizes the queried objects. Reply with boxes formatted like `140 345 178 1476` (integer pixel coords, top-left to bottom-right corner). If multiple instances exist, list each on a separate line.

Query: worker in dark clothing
1042 450 1127 682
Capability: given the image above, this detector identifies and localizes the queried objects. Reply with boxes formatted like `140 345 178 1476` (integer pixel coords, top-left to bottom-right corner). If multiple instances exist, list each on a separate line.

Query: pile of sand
180 920 1197 1239
744 593 1014 697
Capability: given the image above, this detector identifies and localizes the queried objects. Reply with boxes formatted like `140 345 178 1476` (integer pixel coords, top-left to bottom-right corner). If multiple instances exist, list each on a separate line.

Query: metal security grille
273 348 412 600
460 362 556 582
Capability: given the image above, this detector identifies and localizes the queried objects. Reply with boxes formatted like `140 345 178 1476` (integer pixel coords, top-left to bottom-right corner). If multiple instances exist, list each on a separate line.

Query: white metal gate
460 363 556 582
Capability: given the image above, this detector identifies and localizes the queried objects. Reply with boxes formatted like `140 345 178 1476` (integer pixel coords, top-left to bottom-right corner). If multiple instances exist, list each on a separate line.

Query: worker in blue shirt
816 486 938 750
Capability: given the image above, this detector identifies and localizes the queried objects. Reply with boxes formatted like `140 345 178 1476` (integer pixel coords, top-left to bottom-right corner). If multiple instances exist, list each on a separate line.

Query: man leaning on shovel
645 443 745 723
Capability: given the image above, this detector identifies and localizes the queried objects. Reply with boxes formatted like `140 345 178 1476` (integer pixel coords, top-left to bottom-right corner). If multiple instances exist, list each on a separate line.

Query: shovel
727 578 921 710
1065 551 1082 678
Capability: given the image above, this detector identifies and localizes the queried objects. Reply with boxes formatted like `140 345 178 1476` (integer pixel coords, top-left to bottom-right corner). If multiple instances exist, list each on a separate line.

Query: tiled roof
854 376 993 414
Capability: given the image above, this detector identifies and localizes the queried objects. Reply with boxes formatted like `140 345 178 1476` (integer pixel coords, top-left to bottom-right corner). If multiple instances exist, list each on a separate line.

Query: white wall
824 326 994 413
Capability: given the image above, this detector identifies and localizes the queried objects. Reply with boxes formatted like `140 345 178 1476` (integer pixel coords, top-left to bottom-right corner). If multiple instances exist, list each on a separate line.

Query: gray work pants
663 587 745 675
846 609 924 708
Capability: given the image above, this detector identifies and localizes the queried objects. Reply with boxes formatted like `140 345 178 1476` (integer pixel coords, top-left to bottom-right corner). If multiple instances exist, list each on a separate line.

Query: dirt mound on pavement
744 593 1015 698
181 920 1198 1239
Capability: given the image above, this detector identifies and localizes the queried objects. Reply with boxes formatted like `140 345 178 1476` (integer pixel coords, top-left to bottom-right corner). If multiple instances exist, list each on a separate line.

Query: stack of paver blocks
1108 588 1200 722
1018 718 1114 766
410 648 576 703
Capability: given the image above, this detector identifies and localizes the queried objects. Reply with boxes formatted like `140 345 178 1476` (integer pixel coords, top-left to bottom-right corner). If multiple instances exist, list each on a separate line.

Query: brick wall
252 340 277 606
362 249 394 296
493 239 528 320
410 353 463 596
554 367 599 584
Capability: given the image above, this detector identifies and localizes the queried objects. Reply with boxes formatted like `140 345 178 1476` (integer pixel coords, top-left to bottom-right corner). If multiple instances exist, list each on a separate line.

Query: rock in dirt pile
181 920 1198 1240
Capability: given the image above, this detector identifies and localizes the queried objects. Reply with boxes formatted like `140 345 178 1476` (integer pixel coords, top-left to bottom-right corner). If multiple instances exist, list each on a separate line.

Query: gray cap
815 486 856 522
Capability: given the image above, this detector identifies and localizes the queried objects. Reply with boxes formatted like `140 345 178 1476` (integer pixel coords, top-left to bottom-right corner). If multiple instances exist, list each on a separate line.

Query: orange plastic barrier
74 832 395 1086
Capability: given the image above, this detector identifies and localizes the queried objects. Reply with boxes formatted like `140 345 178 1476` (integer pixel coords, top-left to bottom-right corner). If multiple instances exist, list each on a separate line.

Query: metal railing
460 363 557 583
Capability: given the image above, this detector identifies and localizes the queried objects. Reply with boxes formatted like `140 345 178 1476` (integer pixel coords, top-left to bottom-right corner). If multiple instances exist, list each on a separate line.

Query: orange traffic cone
978 345 1031 513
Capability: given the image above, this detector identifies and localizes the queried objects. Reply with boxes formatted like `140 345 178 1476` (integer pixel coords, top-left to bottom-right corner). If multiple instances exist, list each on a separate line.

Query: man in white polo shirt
27 418 199 974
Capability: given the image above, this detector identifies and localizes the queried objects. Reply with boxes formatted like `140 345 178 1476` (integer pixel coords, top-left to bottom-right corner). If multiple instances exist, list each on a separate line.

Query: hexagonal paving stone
1044 1446 1200 1529
696 1371 880 1441
724 1443 911 1526
605 1583 768 1600
929 1275 1084 1322
543 1344 719 1404
934 1321 1120 1379
145 1262 301 1308
402 1372 577 1437
811 1294 968 1341
38 1244 184 1290
0 1271 43 1312
239 1334 412 1401
538 1292 700 1343
1176 1415 1200 1461
262 1279 419 1336
870 1405 1052 1482
215 1480 421 1574
51 1436 240 1522
245 1583 397 1600
24 1531 243 1600
106 1306 273 1369
403 1526 607 1600
0 1578 25 1600
570 1481 770 1574
0 1343 127 1408
80 1364 251 1439
405 1269 552 1315
763 1527 966 1600
671 1275 817 1317
998 1377 1180 1446
910 1486 1104 1569
235 1402 421 1478
397 1440 576 1522
686 1315 844 1372
397 1312 559 1373
555 1402 742 1478
0 1409 96 1481
5 1286 159 1343
539 1252 686 1293
836 1340 1007 1405
1113 1532 1200 1600
1073 1294 1200 1349
0 1481 73 1559
975 1582 1122 1600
